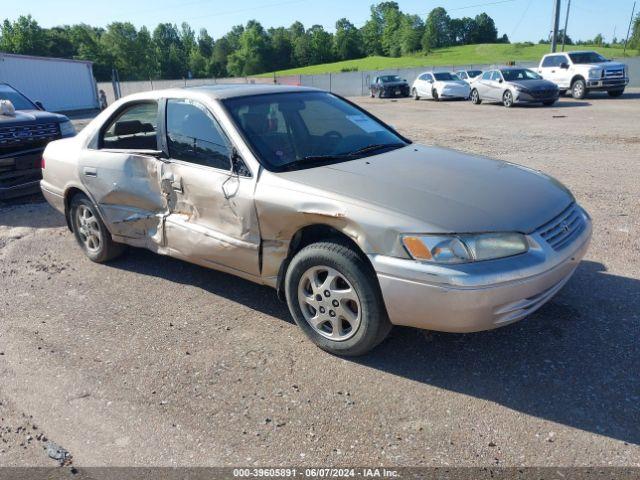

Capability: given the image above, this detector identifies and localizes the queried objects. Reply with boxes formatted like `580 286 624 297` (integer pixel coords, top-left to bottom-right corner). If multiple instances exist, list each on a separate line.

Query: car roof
120 84 321 102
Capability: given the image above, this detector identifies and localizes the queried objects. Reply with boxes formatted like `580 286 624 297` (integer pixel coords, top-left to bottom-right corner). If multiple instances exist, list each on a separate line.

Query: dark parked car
370 75 410 98
0 83 75 200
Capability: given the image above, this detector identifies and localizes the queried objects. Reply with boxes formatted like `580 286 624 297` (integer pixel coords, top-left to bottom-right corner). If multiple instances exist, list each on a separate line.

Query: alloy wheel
75 205 102 253
297 265 362 341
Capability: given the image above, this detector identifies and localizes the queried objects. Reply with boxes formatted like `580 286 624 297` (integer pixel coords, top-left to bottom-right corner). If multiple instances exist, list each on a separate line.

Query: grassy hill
259 43 637 77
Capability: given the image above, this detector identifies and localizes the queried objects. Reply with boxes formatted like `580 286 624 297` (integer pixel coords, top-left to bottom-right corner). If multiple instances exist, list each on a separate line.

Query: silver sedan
40 85 590 355
471 67 560 107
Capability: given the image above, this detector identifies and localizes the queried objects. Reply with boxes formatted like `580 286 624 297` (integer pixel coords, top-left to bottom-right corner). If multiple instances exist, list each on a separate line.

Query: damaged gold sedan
41 85 591 355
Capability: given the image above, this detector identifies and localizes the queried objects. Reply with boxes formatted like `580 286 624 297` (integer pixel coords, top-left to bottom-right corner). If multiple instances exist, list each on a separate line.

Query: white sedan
411 72 471 101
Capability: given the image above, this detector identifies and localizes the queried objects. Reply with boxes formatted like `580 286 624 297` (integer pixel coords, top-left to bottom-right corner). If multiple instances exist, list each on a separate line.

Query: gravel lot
0 91 638 469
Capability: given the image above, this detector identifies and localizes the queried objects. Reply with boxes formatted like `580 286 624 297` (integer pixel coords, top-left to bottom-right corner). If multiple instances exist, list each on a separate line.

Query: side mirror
35 101 45 110
231 147 250 177
560 62 569 69
498 79 503 83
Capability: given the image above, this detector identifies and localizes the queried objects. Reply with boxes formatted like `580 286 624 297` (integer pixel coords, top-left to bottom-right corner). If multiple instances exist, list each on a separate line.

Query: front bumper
0 149 43 200
384 87 410 97
514 90 560 104
587 77 629 90
439 87 471 99
370 208 592 333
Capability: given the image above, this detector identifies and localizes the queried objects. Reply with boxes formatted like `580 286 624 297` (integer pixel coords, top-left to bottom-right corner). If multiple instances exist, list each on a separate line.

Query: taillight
40 156 45 169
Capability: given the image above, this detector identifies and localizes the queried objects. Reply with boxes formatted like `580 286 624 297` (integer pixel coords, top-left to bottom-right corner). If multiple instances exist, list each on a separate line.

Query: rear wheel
70 194 125 263
607 89 624 98
502 90 514 108
571 78 587 99
285 241 391 356
412 88 420 100
470 89 481 104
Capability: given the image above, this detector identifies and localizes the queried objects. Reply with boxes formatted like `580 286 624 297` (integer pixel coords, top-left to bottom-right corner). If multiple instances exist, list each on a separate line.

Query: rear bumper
370 210 592 333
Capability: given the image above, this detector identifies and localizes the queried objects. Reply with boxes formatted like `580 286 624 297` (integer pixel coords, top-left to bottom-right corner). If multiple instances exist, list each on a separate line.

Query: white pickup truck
537 50 628 99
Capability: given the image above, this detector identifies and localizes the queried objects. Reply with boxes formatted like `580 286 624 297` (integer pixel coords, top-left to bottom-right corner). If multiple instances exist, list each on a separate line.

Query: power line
511 0 534 38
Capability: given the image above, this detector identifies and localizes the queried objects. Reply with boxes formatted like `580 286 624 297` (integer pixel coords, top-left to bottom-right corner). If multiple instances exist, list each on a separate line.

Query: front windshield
380 75 401 83
501 69 542 81
0 84 36 110
223 92 408 171
467 70 482 78
434 72 459 81
568 52 607 64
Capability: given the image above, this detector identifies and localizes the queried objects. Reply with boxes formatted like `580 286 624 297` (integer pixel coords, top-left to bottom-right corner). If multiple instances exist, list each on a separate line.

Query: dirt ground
0 90 638 469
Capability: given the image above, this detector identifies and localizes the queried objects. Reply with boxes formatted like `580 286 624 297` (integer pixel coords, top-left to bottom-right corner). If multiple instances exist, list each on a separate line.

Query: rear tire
470 89 481 104
285 241 392 356
412 88 420 100
571 78 587 99
607 89 624 98
70 194 125 263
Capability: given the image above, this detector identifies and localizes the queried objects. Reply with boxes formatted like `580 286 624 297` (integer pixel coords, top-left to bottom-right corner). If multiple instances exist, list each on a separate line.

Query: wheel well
571 75 585 87
63 187 85 231
275 224 370 300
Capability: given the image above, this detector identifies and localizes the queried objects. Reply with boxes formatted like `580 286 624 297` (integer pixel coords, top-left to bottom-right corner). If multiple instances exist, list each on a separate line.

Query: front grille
604 68 624 79
0 123 61 156
537 203 586 251
531 89 556 98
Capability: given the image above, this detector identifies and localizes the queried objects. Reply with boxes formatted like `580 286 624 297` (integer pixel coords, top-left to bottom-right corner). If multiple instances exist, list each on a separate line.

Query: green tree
378 2 403 57
268 26 293 70
0 15 47 55
307 25 335 64
227 20 272 76
630 13 640 50
334 18 362 61
470 12 498 43
423 7 451 51
152 23 186 79
398 14 423 55
360 7 383 56
101 22 151 80
593 33 604 46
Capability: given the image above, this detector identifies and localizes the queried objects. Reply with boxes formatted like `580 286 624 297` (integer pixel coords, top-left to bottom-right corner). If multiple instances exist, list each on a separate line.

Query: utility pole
623 1 636 56
551 0 562 52
561 0 571 51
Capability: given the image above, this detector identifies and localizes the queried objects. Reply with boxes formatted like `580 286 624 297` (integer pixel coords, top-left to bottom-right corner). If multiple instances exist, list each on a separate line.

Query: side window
166 99 231 171
458 72 467 79
542 56 554 67
482 71 492 80
101 102 158 150
491 71 502 81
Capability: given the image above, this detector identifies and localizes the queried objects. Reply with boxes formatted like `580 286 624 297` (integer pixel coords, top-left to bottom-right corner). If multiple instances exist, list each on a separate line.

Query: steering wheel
323 130 343 140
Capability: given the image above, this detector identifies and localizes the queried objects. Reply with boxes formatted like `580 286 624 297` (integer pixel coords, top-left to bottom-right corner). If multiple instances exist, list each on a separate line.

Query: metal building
0 53 99 112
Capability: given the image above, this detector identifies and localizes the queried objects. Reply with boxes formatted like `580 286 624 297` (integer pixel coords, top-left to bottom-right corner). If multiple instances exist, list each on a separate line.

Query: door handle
551 70 556 73
83 167 97 177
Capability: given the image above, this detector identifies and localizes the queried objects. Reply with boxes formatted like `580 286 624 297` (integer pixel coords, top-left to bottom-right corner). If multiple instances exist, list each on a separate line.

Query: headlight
588 69 602 79
402 233 528 264
59 120 76 137
513 85 529 93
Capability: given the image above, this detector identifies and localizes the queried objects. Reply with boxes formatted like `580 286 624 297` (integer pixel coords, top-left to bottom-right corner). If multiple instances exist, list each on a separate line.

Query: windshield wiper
345 143 406 156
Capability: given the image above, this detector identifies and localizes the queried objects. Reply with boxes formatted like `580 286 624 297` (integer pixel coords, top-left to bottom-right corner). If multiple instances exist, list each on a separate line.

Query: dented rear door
77 100 168 248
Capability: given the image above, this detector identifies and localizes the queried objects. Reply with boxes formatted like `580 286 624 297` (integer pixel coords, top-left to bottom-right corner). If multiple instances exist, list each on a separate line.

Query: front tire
412 88 420 100
607 89 624 98
470 89 481 104
285 242 391 356
502 90 514 108
571 78 587 99
70 194 125 263
432 89 440 101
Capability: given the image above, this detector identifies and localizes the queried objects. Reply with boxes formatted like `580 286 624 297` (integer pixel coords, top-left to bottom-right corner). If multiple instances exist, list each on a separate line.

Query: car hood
280 145 573 234
508 79 557 90
0 109 68 125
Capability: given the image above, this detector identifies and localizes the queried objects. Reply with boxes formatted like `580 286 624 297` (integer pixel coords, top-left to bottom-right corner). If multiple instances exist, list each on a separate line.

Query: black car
370 75 410 98
0 83 76 200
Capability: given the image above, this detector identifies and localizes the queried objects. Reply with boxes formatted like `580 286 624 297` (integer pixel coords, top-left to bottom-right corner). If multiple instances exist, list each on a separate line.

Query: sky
1 0 636 44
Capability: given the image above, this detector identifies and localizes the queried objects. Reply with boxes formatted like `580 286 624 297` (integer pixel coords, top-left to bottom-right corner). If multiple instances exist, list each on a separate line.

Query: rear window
101 102 158 150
